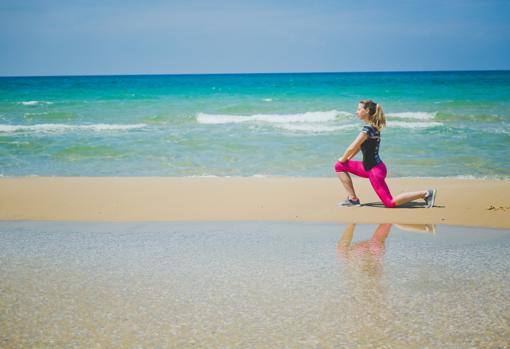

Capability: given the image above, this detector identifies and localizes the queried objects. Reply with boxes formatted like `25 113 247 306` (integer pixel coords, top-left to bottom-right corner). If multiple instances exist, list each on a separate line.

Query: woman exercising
334 100 436 208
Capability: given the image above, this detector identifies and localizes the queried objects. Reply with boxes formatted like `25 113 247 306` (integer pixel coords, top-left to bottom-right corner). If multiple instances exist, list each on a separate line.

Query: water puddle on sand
0 221 509 348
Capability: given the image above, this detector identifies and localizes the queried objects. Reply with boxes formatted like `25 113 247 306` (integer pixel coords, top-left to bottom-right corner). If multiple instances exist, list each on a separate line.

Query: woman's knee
334 161 346 172
382 199 396 208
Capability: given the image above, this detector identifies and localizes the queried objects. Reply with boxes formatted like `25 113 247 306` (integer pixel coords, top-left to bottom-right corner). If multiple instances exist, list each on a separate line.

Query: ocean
0 71 509 178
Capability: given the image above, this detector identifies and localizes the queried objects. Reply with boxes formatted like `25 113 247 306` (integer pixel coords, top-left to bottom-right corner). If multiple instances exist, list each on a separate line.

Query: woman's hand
338 157 348 163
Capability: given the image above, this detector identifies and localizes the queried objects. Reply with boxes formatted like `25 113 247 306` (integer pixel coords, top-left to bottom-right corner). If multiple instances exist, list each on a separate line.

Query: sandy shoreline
0 177 509 228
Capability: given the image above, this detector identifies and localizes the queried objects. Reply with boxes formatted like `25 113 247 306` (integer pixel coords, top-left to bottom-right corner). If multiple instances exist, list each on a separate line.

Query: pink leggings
334 160 396 208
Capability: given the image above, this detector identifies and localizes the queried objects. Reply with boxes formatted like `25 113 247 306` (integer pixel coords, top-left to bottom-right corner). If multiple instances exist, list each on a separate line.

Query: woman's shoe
425 189 437 208
337 197 361 207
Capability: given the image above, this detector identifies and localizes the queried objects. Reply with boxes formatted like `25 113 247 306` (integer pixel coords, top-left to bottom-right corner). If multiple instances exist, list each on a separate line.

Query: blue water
0 71 509 177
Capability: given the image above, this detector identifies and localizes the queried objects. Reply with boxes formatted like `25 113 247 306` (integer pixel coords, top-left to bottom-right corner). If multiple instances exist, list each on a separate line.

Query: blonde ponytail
359 99 386 131
372 103 386 130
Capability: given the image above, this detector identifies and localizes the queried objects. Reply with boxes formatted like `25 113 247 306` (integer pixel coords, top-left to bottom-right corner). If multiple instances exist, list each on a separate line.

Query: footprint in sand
487 205 510 211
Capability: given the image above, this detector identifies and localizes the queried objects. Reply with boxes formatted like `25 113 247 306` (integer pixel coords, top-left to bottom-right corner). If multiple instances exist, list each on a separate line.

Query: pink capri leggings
334 160 396 208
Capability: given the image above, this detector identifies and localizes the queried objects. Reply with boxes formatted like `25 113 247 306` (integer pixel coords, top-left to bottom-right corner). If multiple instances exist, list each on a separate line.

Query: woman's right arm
338 132 367 163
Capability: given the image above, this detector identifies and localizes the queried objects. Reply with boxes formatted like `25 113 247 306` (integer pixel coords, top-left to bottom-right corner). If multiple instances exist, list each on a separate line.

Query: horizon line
1 68 509 78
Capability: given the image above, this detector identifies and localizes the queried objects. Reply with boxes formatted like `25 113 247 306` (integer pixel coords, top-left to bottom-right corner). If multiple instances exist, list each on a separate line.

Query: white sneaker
425 189 437 208
337 197 361 207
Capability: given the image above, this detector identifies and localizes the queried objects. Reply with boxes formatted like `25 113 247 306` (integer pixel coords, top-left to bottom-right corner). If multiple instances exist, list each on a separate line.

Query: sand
2 222 509 348
0 177 509 228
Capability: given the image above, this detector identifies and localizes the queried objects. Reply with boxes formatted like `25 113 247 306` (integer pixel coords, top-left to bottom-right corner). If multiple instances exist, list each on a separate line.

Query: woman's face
356 103 369 121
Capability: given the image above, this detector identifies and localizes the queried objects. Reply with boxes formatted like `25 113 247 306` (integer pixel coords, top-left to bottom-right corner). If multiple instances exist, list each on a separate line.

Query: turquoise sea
0 71 509 178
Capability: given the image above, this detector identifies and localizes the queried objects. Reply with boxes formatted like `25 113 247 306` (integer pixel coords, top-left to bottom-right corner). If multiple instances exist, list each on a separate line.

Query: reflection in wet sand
333 223 440 347
395 223 436 234
0 221 508 348
336 223 436 274
337 223 391 275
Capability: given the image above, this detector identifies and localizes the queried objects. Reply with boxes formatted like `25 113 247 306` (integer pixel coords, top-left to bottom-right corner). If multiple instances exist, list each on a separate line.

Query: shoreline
1 176 509 228
1 175 509 179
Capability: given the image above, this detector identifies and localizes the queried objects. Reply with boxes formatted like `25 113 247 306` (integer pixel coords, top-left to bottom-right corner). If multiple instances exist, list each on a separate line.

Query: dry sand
0 177 509 228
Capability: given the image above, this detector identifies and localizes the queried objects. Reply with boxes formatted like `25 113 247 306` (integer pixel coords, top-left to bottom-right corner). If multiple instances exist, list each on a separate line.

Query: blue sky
1 0 509 76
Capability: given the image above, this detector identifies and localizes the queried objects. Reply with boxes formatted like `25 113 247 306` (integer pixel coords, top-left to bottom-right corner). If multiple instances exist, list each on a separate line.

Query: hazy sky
1 0 509 76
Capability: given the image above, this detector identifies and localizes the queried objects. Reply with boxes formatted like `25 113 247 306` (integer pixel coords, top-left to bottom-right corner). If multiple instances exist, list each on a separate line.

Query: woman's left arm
338 132 367 163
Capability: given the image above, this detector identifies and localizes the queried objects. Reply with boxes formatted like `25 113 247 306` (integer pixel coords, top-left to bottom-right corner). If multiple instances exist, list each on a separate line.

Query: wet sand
0 221 508 348
0 177 509 228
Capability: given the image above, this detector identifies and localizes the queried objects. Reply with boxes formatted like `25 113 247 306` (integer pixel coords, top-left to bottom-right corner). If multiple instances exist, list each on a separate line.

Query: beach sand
0 177 509 228
1 221 509 348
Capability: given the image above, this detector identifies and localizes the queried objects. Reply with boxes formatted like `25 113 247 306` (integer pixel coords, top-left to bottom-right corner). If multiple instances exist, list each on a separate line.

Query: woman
334 100 436 208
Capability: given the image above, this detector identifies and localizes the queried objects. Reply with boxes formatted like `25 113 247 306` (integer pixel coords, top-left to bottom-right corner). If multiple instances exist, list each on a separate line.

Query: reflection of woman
335 223 437 338
336 223 391 276
395 223 436 234
336 223 437 269
335 100 437 208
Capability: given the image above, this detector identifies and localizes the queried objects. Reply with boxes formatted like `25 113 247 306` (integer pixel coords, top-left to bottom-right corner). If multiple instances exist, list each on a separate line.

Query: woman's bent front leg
334 160 369 200
337 171 358 200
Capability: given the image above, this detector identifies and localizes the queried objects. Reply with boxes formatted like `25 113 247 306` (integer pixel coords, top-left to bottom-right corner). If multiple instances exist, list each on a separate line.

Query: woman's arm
338 132 368 163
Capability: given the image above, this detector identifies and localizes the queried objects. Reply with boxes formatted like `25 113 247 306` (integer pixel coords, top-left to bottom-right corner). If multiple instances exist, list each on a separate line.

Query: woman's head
357 100 386 130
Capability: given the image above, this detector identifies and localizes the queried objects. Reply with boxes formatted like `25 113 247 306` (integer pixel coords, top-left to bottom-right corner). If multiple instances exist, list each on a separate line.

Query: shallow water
0 221 509 348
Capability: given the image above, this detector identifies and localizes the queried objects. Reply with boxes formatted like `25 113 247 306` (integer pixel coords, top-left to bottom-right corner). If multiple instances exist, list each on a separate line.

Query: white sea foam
187 175 222 178
262 98 273 102
18 101 54 106
388 121 443 129
387 112 437 120
24 112 49 116
0 123 147 134
196 110 443 132
196 110 350 124
275 123 358 133
186 174 280 178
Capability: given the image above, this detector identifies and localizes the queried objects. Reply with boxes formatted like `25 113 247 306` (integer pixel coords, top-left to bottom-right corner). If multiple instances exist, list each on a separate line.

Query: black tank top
360 125 382 171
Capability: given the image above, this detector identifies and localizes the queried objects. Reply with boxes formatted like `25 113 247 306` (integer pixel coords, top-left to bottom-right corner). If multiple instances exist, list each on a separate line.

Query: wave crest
18 101 54 106
388 121 443 129
387 112 437 120
0 123 147 134
275 124 358 133
196 110 350 124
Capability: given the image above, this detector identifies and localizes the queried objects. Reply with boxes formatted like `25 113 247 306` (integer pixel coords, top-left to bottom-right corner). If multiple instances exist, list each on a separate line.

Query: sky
0 0 509 76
